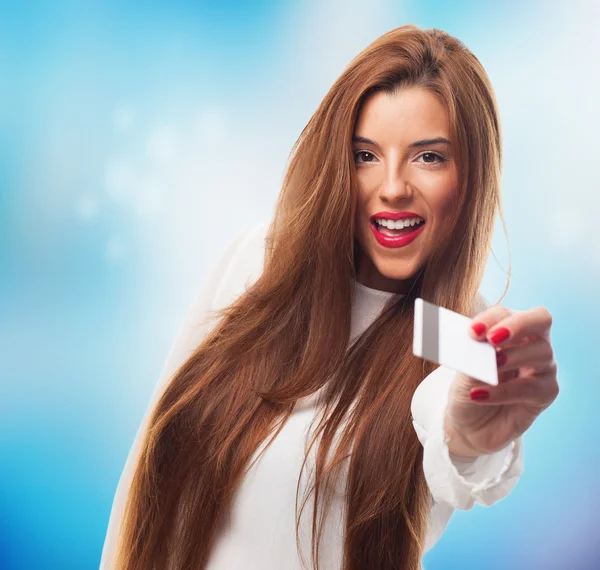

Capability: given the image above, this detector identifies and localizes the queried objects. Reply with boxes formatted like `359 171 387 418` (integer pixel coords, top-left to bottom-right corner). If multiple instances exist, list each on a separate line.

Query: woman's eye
354 150 446 165
418 152 446 165
354 151 376 164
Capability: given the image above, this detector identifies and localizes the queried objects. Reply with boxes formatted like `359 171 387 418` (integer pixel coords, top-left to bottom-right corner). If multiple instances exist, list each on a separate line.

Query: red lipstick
370 211 426 248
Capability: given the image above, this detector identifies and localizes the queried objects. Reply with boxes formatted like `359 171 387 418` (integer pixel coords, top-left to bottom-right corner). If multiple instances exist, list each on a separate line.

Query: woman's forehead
354 88 451 144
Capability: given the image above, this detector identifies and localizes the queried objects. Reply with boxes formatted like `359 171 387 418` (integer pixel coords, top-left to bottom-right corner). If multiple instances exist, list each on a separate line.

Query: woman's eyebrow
352 135 452 148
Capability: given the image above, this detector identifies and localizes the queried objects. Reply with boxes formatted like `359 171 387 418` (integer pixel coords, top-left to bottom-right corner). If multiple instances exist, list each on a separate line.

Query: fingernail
488 327 510 345
471 322 486 336
496 352 508 367
470 388 490 401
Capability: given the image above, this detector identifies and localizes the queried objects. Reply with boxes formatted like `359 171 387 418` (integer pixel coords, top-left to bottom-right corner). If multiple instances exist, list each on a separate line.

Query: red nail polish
489 327 510 345
470 388 490 401
471 322 486 335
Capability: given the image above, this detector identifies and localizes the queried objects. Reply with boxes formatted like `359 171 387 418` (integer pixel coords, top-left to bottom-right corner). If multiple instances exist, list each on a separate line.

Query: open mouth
371 218 426 236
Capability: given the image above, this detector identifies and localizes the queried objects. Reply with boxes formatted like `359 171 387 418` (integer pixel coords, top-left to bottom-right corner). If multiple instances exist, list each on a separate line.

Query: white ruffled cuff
414 415 524 510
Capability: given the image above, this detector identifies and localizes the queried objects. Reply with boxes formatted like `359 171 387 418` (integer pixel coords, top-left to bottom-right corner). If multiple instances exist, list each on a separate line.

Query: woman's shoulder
211 221 270 311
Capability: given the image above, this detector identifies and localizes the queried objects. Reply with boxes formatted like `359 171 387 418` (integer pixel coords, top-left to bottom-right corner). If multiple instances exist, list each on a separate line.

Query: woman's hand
444 304 560 457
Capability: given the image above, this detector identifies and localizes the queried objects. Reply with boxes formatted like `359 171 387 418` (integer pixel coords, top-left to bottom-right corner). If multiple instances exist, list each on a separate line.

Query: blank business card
413 297 498 386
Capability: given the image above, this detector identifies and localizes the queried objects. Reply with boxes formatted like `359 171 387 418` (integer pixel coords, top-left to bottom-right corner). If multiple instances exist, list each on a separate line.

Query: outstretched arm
411 363 524 513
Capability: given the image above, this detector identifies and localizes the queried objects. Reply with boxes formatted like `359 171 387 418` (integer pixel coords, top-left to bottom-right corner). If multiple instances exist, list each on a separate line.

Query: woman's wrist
443 413 488 458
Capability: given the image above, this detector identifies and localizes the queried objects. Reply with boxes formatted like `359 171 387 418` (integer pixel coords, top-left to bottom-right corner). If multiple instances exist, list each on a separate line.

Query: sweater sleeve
411 364 524 511
99 225 261 569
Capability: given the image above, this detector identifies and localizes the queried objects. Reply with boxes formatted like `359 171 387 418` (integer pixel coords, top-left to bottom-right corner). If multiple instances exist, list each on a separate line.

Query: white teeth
375 217 424 229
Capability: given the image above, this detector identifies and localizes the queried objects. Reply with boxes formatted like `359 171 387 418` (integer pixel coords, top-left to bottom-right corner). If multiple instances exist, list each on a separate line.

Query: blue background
1 0 598 568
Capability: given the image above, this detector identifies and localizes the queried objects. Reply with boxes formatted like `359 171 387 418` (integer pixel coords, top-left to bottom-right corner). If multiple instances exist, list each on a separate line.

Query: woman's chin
374 260 420 282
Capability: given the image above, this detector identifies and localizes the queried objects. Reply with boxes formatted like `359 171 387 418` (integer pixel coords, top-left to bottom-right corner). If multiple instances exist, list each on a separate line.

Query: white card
412 297 498 386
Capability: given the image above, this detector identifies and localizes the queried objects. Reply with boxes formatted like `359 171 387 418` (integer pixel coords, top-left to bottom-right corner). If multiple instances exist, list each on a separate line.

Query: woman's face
353 86 459 294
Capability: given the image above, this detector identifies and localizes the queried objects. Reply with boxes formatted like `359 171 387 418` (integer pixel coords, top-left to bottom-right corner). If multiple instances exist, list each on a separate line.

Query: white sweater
100 222 524 569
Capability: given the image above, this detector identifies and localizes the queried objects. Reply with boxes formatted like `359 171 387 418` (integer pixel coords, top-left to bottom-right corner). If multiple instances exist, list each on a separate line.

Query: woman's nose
378 177 414 201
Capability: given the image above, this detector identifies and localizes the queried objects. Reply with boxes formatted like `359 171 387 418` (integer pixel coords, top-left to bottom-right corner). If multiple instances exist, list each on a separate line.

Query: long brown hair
113 24 510 570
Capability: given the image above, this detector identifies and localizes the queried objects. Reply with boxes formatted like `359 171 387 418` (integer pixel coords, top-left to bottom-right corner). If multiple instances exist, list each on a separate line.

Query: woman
101 24 559 570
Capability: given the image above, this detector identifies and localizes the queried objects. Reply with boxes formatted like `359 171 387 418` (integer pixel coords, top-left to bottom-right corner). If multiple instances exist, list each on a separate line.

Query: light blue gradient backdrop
1 1 598 568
